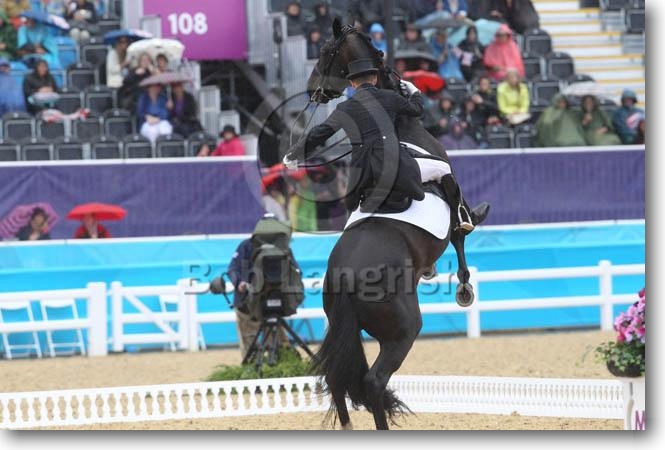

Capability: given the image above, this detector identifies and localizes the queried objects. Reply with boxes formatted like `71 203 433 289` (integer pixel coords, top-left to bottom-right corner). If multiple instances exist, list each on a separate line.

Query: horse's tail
311 277 368 423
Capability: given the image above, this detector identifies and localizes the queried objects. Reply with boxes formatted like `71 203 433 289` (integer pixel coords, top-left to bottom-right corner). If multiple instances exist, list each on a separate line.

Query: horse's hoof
421 265 437 280
456 283 475 307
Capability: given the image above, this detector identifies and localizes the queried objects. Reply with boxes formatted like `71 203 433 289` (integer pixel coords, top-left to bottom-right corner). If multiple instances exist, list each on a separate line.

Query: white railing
0 375 624 429
0 261 645 357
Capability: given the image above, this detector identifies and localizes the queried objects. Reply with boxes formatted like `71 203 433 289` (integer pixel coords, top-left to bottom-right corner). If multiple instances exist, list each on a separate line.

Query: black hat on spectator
221 125 238 137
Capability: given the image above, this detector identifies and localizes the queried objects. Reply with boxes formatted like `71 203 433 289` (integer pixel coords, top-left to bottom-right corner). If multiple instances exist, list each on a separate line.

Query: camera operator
226 233 301 360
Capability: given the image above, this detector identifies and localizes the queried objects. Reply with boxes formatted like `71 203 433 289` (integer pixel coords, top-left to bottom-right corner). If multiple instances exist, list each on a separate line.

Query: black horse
298 19 477 430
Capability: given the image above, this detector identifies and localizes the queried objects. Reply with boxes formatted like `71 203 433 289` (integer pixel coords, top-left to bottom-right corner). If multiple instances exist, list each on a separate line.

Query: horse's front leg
450 229 474 307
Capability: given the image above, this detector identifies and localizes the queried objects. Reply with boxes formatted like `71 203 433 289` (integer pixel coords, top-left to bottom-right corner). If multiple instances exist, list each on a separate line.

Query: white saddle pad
345 192 451 240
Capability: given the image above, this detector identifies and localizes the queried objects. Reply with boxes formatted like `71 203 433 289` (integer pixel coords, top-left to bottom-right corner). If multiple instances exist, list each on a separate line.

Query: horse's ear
332 17 342 39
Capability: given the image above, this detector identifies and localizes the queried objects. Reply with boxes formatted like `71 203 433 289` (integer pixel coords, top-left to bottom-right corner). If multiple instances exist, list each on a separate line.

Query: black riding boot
440 174 490 234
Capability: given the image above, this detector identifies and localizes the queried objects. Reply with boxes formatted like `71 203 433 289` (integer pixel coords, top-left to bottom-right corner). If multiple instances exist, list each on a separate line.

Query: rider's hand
400 80 420 96
283 153 298 170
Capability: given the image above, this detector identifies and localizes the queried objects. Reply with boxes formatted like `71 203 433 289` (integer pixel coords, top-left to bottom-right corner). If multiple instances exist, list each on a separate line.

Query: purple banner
0 160 264 239
142 0 248 61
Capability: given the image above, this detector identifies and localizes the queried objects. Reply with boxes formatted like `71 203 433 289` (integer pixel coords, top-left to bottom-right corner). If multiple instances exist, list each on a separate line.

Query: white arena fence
0 260 644 357
0 375 624 429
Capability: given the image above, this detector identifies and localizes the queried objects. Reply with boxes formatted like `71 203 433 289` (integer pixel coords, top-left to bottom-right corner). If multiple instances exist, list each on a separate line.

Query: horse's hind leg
331 388 353 430
364 335 416 430
451 230 474 307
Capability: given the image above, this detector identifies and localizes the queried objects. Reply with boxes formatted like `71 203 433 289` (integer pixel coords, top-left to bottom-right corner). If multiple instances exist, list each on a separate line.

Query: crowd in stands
281 0 645 150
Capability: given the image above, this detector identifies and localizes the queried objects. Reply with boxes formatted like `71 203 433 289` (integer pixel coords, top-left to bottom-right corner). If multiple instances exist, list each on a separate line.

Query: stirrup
456 204 475 232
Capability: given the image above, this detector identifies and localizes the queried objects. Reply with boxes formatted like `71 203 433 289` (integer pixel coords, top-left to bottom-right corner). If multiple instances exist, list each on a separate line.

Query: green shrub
206 347 314 381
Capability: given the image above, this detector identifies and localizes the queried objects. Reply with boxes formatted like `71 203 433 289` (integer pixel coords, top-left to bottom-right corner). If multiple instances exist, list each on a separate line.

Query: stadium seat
443 78 469 103
39 299 86 357
524 29 552 57
514 123 537 148
530 75 561 103
0 139 19 161
625 6 645 33
546 52 575 80
56 87 83 114
186 131 217 157
97 15 122 35
599 0 629 11
54 137 85 160
529 98 550 123
598 98 618 114
91 135 121 159
522 52 543 80
72 115 102 141
84 85 115 114
156 134 186 158
104 109 134 138
513 33 524 52
67 63 97 91
38 120 66 140
56 36 79 69
486 125 513 149
123 134 153 158
80 38 108 67
109 0 123 18
21 138 52 161
2 112 34 142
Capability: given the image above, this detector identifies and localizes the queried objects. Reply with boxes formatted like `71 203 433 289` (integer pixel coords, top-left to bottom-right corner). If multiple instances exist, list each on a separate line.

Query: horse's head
307 18 394 103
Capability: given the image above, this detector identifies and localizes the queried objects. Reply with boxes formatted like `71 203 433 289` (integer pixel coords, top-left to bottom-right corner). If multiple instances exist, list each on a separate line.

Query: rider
284 58 488 232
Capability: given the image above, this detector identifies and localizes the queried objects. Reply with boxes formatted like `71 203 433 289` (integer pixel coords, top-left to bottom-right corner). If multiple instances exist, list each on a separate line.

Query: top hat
346 58 378 80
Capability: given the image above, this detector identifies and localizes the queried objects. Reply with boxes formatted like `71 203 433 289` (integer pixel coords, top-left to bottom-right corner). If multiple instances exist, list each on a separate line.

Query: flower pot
606 360 643 378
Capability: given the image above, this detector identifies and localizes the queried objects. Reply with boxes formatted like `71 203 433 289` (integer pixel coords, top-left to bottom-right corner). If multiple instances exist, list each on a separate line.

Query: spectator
15 207 50 241
612 89 645 145
369 23 387 56
1 0 31 19
311 2 333 40
579 95 621 146
438 117 478 150
398 23 430 53
262 179 288 222
306 26 323 59
23 59 58 115
169 81 203 137
483 24 524 81
635 118 645 145
211 125 245 156
118 52 154 111
155 53 170 74
17 18 61 69
285 1 306 37
347 0 383 26
443 0 469 19
534 94 586 147
472 75 500 124
106 35 129 89
459 96 487 145
457 25 485 82
65 0 98 42
136 83 173 145
0 10 18 60
425 91 458 137
503 0 540 34
496 68 530 124
74 214 110 239
429 29 463 79
0 58 26 115
288 176 317 232
38 0 66 16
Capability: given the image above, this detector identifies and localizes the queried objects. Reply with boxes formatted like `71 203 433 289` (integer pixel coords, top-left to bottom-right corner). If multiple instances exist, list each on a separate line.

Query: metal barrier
0 375 624 429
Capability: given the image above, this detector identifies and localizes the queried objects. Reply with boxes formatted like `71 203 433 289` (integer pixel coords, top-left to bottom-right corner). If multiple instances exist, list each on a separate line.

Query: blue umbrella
19 10 70 30
103 29 153 47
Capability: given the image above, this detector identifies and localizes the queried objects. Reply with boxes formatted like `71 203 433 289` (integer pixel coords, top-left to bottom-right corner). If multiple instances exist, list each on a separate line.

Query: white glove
283 153 298 170
400 80 420 96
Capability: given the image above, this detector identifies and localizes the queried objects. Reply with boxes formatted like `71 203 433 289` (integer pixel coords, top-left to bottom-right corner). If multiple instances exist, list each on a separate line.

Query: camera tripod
241 314 316 374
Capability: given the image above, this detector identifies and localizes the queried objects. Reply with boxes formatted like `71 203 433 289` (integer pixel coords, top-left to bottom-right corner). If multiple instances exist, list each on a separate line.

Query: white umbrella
127 38 185 66
563 81 613 100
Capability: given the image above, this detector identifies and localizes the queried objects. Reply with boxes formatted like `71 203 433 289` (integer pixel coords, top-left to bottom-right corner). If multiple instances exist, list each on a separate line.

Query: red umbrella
67 203 127 221
403 70 446 95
